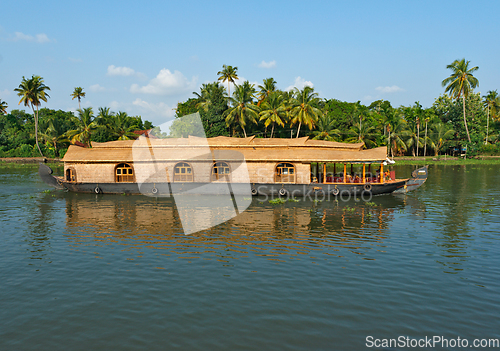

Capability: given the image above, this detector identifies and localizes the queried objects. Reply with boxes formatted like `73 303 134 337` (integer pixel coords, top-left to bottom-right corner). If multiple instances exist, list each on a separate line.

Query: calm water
1 164 499 350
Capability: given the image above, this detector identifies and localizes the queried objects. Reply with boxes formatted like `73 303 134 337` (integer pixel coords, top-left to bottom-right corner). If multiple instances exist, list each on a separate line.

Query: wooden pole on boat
363 164 366 183
343 164 347 183
323 163 326 183
380 163 384 183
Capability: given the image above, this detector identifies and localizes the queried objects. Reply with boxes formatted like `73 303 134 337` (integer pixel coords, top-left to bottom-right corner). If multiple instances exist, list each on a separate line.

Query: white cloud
375 85 404 93
0 89 11 98
89 84 106 92
132 98 176 118
130 68 196 96
286 76 314 91
35 33 50 43
13 32 32 41
107 65 136 76
109 101 121 110
11 32 52 43
69 57 83 63
258 60 276 69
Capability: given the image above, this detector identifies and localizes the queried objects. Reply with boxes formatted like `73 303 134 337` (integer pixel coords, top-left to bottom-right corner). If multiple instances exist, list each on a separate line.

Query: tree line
175 60 500 156
0 76 152 158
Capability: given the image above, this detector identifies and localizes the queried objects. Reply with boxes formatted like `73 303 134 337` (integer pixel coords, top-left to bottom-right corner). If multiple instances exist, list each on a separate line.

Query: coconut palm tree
0 99 7 115
224 81 259 138
193 82 226 112
345 121 378 148
351 102 365 141
311 114 341 141
66 107 98 147
442 58 479 143
71 87 86 109
412 102 424 156
387 118 409 157
14 75 51 156
96 107 114 124
259 91 287 138
257 78 277 106
422 110 434 156
39 120 68 157
289 86 322 138
483 90 500 144
217 65 239 105
108 111 139 140
430 122 455 156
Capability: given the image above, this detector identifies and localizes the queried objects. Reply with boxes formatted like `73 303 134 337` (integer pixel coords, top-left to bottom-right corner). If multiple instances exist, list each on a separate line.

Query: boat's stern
393 165 428 194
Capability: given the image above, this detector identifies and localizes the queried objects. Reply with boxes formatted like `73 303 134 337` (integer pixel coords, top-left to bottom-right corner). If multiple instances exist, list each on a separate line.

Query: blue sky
1 0 499 126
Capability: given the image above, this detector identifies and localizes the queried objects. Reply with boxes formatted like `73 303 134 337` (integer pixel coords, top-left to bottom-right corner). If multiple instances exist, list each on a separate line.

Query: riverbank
392 156 500 165
0 157 62 164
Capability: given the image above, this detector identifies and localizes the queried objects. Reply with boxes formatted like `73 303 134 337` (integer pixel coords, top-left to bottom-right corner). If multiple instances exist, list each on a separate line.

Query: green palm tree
108 111 139 140
217 65 239 105
483 90 500 144
39 120 68 157
224 81 259 138
413 102 423 156
96 107 114 124
311 114 340 141
422 110 434 156
387 118 409 157
430 122 455 156
71 87 86 109
351 102 365 141
405 123 423 157
14 75 51 156
345 121 378 148
289 86 322 138
257 78 277 106
442 58 479 143
193 82 226 112
259 91 287 138
66 107 98 147
0 99 7 115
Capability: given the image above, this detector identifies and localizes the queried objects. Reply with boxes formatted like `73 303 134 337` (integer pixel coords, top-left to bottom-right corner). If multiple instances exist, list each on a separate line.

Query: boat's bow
393 165 428 194
39 163 65 189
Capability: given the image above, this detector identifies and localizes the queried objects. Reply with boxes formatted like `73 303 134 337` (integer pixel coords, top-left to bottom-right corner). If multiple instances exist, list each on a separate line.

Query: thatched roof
63 136 387 163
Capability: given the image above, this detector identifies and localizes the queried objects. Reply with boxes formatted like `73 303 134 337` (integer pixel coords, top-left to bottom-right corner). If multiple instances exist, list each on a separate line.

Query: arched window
275 163 295 183
211 161 230 181
173 162 194 182
115 163 134 182
66 168 76 182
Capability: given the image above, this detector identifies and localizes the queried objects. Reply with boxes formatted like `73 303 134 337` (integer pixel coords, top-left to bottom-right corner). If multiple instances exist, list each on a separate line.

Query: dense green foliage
3 59 500 158
170 62 500 156
0 107 153 158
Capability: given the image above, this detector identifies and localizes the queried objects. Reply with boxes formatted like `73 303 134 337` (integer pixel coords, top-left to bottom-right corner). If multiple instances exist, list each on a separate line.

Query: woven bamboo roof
63 136 387 163
90 136 364 150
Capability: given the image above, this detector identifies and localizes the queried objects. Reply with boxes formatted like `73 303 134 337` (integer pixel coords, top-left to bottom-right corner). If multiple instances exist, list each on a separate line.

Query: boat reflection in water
63 192 426 262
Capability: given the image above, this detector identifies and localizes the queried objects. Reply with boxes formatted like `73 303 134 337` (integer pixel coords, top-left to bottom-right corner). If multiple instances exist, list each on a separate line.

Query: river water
1 164 499 350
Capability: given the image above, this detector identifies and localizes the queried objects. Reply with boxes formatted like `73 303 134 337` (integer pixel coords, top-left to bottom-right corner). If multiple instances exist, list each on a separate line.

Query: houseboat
39 136 428 197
